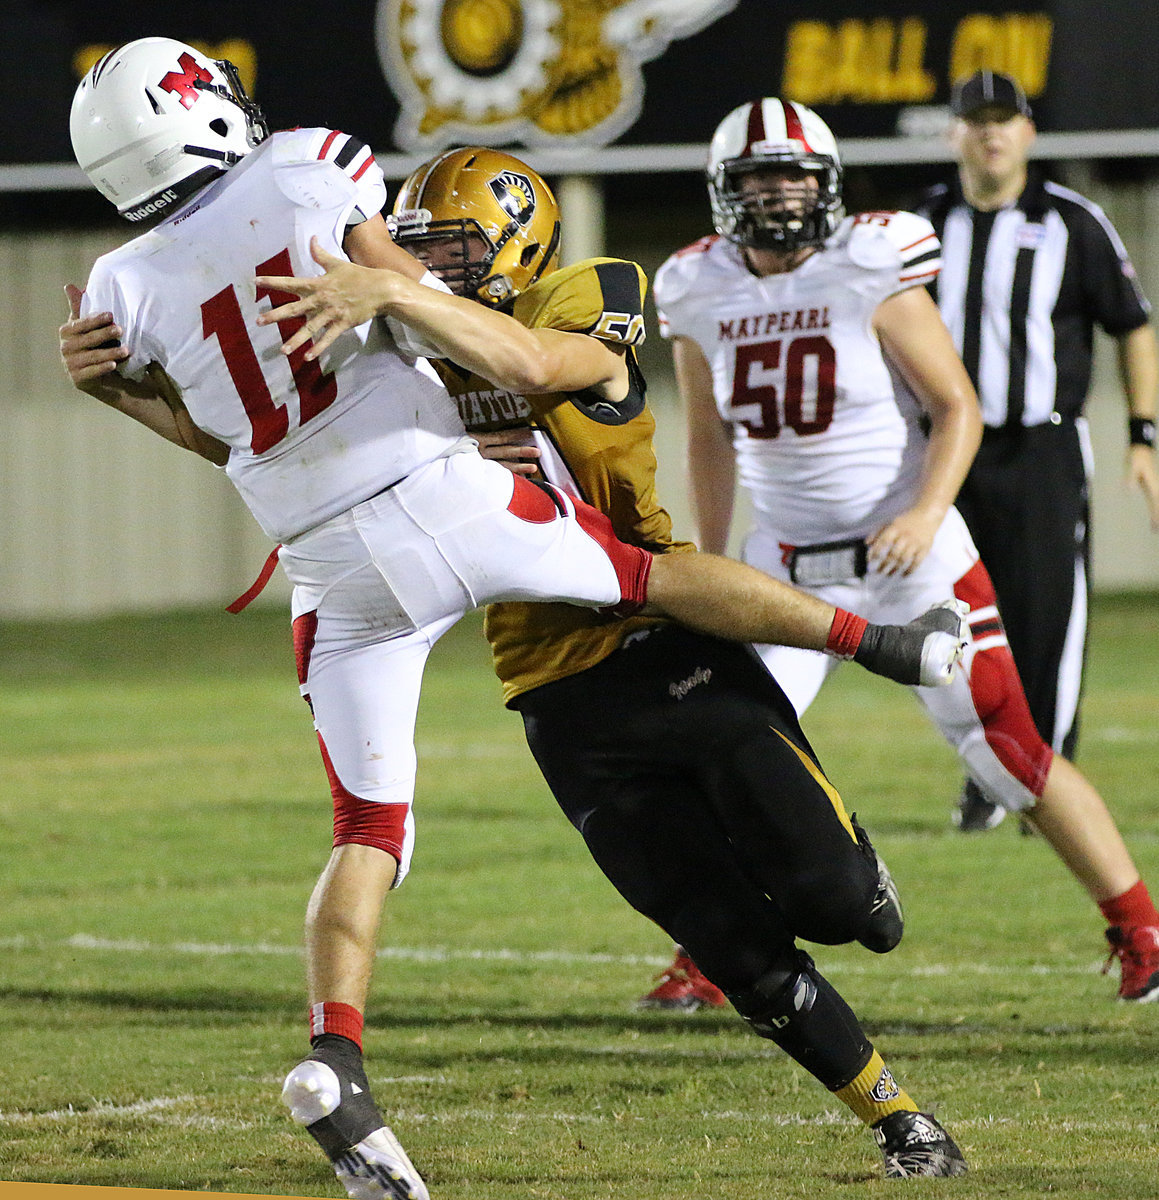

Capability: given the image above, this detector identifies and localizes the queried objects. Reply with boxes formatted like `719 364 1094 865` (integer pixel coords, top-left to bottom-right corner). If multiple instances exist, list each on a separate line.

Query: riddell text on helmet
124 187 180 222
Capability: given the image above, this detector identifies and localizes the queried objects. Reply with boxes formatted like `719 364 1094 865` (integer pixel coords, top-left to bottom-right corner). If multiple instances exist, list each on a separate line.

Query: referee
921 71 1159 832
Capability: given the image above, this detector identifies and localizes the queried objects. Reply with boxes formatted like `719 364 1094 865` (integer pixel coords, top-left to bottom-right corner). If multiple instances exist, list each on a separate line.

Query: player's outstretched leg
282 1034 429 1200
840 599 969 688
872 1110 969 1178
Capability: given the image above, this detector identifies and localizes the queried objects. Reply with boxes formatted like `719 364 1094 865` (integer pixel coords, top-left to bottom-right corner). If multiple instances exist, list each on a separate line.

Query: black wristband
1130 417 1156 447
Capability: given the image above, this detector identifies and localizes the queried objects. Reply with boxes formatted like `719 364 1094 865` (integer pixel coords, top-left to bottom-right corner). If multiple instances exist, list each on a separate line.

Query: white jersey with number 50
654 211 941 545
81 127 467 542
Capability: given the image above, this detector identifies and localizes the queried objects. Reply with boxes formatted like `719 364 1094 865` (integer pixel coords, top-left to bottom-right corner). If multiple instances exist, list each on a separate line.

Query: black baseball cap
951 70 1032 119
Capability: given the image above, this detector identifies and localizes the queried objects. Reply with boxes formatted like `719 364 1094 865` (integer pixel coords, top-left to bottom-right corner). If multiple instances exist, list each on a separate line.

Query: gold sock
833 1050 918 1126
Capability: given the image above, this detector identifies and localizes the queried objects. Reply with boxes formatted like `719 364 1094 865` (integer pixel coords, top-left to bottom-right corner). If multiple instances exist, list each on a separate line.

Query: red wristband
826 608 868 659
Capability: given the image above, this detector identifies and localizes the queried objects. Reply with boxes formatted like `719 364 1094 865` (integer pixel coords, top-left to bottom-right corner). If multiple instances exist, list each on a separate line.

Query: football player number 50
731 335 836 439
201 248 337 454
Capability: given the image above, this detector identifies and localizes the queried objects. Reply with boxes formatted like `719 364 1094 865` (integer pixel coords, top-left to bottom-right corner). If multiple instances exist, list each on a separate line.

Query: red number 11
201 248 337 454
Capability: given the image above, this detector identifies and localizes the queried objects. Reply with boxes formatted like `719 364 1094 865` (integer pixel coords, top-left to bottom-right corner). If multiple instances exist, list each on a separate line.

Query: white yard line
0 933 1108 976
4 1099 1150 1137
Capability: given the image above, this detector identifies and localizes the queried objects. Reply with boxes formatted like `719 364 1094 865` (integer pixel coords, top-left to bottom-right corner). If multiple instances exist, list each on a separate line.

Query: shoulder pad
270 128 386 215
515 258 647 346
842 211 941 284
654 236 721 307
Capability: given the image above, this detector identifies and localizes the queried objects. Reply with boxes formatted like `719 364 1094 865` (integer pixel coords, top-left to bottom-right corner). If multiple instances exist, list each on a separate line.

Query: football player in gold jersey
61 145 967 1179
240 147 967 1178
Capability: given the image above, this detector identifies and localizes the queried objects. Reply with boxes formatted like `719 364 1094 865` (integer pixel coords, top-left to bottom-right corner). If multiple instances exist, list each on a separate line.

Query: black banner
2 0 1157 167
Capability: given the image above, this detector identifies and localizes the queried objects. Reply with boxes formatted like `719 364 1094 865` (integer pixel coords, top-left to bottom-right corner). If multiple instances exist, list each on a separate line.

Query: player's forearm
687 430 736 554
102 389 226 463
911 389 982 521
379 274 561 392
690 467 735 554
79 374 185 448
1119 324 1159 422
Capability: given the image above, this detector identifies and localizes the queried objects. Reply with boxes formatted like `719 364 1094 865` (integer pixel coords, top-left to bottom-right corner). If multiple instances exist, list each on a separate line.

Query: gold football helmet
391 147 561 307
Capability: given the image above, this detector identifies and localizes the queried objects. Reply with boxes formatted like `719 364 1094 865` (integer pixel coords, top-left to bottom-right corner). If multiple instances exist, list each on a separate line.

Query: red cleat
1104 925 1159 1001
637 948 728 1011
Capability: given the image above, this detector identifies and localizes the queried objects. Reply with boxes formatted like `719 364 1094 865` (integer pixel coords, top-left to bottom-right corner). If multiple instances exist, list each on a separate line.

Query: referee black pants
512 624 879 994
955 420 1090 757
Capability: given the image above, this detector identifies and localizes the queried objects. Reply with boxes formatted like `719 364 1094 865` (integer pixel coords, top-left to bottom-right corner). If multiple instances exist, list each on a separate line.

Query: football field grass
2 595 1158 1198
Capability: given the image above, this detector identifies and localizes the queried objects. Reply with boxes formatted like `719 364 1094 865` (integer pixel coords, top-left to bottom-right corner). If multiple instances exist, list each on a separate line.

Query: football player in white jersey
656 97 1159 1005
63 37 669 1200
61 45 968 1197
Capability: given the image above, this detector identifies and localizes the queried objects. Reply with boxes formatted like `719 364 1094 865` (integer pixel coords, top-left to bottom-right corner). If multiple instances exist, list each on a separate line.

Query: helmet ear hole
519 243 540 268
145 89 163 115
209 118 229 137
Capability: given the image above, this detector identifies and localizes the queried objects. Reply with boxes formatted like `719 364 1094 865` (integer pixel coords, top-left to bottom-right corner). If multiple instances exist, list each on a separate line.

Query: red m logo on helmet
160 52 213 109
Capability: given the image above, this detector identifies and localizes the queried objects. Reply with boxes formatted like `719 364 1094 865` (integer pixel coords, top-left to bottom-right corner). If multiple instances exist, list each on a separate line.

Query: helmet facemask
392 211 542 306
710 151 842 252
181 57 269 169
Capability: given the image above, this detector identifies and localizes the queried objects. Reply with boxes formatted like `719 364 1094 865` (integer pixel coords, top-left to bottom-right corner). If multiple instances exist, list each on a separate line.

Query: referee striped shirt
921 175 1149 429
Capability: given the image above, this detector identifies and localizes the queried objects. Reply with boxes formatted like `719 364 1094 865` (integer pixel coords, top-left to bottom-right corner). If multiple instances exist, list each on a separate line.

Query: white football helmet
707 98 843 251
70 37 268 223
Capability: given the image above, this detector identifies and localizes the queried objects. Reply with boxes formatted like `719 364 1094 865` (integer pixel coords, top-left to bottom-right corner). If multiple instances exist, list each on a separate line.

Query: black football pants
514 624 879 994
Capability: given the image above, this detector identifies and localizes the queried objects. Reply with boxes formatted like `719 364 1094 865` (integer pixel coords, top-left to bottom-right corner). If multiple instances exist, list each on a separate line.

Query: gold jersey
433 257 695 704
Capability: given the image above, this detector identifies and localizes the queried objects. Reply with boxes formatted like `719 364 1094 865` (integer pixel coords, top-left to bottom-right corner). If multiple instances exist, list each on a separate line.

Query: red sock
825 608 868 659
309 1001 364 1050
1099 880 1159 930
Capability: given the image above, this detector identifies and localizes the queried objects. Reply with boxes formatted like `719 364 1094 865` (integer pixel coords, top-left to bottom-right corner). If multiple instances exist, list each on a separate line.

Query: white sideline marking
0 933 1109 976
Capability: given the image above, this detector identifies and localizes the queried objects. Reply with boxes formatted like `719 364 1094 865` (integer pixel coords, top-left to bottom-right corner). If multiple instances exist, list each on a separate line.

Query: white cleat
333 1127 431 1200
282 1059 430 1200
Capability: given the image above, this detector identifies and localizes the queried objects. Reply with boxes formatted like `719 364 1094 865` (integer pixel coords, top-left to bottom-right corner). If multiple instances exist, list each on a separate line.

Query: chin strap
182 143 246 167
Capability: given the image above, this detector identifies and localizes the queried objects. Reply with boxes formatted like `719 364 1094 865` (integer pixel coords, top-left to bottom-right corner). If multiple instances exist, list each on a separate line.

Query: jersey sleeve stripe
333 136 368 170
350 150 376 182
899 232 938 254
903 247 941 270
899 269 940 284
317 129 340 160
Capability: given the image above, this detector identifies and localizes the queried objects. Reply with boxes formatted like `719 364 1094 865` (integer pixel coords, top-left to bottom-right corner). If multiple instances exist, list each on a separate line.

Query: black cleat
282 1037 429 1200
952 778 1006 832
872 1110 968 1178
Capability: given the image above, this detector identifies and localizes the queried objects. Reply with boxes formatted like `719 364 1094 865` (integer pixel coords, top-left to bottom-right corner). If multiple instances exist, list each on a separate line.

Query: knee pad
726 948 819 1038
726 950 872 1091
318 732 411 884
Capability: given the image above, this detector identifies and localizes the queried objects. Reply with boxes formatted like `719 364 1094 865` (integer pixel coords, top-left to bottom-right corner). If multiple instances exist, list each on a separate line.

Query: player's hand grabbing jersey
654 212 942 546
432 257 694 703
81 127 466 542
